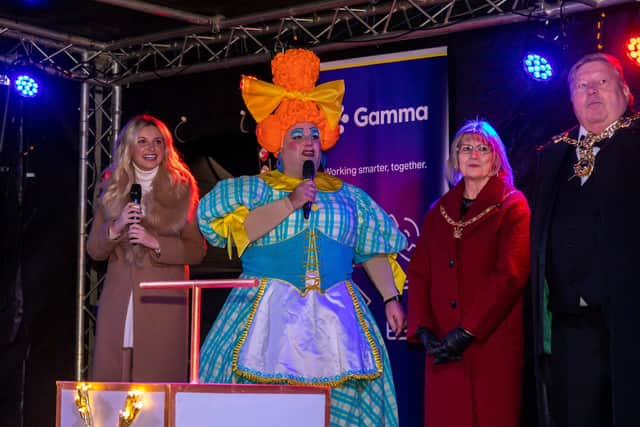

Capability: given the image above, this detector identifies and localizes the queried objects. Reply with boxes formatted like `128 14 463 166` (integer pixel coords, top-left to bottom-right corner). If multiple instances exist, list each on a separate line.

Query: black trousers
550 310 611 427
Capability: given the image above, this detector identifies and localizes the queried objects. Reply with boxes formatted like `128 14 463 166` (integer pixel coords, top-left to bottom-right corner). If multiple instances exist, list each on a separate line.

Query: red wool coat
407 176 530 427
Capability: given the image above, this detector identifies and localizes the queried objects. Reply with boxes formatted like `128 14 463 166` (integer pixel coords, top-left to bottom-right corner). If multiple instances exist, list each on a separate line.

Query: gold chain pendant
453 226 463 239
439 191 515 239
553 112 640 178
574 142 596 177
440 204 497 239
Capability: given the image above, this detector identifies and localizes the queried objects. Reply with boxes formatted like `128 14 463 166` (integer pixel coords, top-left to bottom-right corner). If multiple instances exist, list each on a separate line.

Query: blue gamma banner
320 46 449 427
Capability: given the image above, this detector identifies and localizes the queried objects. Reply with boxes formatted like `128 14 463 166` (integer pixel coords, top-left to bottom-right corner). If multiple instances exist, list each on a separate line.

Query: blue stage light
523 54 553 82
14 74 39 97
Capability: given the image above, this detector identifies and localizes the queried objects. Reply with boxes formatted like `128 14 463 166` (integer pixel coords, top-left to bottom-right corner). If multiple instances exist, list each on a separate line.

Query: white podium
56 381 330 427
59 279 330 426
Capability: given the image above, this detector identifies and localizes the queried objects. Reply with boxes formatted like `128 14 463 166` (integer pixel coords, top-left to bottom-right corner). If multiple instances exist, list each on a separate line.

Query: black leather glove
416 327 441 353
428 326 474 365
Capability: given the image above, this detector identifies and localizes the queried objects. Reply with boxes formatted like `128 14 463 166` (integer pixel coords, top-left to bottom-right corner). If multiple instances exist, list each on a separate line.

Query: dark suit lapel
533 140 571 259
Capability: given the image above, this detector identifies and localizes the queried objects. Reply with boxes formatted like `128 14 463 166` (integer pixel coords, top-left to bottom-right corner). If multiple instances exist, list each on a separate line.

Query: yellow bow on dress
241 75 345 128
210 206 250 259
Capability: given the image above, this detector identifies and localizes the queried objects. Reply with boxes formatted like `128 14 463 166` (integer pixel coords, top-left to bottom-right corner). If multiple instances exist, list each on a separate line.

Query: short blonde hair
447 119 513 186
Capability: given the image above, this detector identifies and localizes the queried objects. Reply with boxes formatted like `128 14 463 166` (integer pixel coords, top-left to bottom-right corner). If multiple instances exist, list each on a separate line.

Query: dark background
0 2 638 426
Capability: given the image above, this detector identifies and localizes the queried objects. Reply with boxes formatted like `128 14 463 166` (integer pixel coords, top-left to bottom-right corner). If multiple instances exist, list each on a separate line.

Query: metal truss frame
75 58 122 379
0 0 632 380
0 0 633 87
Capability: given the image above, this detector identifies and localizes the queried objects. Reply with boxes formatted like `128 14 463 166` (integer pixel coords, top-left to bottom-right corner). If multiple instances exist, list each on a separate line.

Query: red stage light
625 35 640 66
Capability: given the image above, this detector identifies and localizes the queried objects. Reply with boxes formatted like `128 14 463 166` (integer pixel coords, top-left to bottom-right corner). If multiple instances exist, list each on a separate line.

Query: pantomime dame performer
197 48 408 426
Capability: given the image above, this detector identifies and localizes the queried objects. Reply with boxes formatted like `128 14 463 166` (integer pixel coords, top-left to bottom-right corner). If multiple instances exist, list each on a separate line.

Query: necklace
553 112 640 178
439 191 514 239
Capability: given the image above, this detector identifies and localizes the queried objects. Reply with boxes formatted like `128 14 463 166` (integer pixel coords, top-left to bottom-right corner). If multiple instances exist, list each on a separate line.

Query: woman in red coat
407 119 530 427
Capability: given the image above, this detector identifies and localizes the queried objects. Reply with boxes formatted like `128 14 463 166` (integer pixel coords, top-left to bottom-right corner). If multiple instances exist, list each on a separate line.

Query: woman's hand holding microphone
109 202 160 253
109 202 142 237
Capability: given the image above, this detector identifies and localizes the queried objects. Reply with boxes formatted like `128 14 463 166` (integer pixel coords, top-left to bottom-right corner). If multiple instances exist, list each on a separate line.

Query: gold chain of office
553 112 640 178
439 192 515 239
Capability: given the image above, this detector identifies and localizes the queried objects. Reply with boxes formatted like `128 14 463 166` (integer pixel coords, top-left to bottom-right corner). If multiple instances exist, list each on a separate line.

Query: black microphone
302 160 315 220
129 184 142 244
130 183 142 204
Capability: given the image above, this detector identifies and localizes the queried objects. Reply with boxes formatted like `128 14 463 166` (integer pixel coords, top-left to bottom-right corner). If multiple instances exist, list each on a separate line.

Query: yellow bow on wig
241 75 345 129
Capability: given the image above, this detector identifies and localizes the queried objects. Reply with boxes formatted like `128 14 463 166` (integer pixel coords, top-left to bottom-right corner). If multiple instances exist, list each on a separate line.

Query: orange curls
271 49 320 92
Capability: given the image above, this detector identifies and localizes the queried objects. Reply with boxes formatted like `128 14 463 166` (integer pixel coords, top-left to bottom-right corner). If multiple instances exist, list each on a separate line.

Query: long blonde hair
101 114 197 209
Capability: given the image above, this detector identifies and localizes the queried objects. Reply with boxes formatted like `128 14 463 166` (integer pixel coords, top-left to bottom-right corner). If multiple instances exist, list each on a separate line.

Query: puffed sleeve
350 185 408 263
197 176 271 256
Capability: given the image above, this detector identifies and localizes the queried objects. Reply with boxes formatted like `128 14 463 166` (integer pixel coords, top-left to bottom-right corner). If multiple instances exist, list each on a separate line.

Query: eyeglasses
457 143 493 156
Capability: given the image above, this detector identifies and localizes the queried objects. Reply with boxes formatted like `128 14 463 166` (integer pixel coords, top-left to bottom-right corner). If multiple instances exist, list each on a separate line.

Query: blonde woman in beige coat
87 114 205 382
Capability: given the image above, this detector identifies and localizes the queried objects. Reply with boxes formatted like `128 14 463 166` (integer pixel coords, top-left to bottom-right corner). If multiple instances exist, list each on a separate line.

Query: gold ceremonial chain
439 191 515 239
553 112 640 178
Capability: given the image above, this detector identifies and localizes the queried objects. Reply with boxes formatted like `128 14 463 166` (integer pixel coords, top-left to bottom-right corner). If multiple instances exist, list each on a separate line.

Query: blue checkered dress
197 172 407 427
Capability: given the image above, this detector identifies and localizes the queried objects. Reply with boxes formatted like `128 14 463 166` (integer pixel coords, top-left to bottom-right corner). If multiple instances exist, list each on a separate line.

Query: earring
319 152 326 171
276 153 284 172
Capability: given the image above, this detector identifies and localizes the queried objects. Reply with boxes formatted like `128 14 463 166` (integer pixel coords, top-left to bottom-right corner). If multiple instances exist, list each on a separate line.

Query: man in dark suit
530 53 639 427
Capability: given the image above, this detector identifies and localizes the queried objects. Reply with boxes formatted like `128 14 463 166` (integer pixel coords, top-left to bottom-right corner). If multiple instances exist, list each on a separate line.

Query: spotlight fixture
14 74 39 98
522 53 554 82
625 35 640 66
